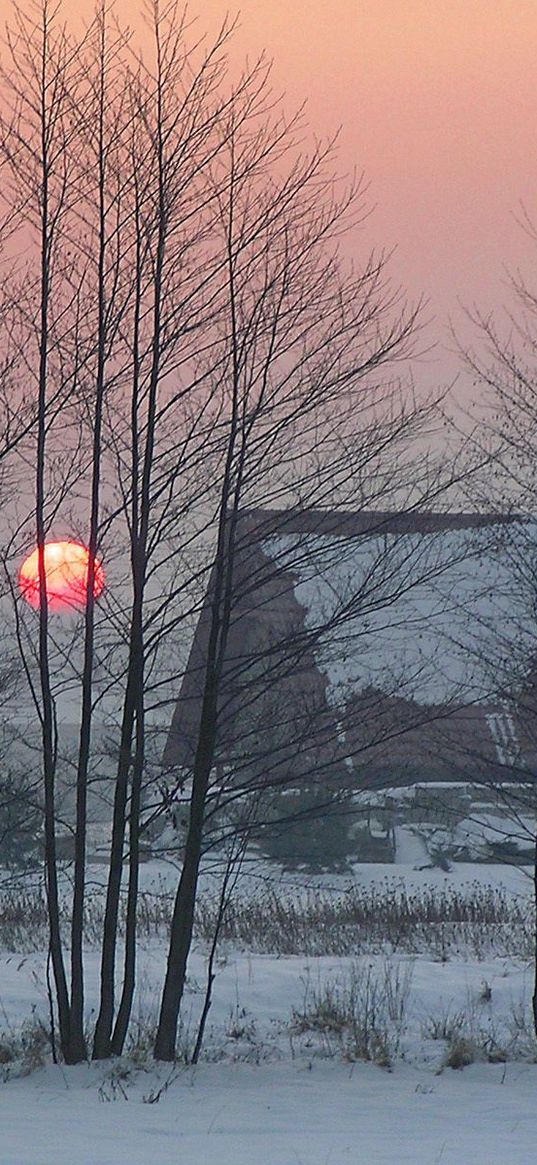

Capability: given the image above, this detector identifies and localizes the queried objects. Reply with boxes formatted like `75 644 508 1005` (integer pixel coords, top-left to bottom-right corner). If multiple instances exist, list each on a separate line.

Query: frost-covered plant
0 1013 51 1079
427 985 537 1070
291 959 413 1067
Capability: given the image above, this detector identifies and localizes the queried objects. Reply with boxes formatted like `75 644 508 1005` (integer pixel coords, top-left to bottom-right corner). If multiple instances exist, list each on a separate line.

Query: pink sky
11 0 537 393
198 0 537 393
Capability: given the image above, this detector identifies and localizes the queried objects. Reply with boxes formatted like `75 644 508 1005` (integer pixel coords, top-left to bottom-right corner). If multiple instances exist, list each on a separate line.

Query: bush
290 960 413 1067
423 987 537 1070
443 1035 482 1070
0 775 41 868
0 1014 51 1079
259 788 353 872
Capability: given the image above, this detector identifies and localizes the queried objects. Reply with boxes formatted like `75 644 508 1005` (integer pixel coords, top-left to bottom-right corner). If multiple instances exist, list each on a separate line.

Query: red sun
19 541 105 612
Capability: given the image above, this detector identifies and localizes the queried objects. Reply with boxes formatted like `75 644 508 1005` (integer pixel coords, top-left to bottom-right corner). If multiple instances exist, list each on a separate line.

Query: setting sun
18 541 105 612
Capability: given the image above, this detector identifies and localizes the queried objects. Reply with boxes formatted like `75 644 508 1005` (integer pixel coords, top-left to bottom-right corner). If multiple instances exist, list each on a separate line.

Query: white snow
394 825 430 865
2 1058 537 1165
1 859 537 1164
265 522 537 707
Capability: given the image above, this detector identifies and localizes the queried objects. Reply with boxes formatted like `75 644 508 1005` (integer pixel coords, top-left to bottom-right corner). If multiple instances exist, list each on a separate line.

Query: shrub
290 960 413 1067
0 1014 51 1079
0 775 41 869
443 1035 482 1070
259 789 353 872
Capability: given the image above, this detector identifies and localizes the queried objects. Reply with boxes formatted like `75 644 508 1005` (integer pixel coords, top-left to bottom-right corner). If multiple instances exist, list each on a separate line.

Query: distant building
163 508 537 796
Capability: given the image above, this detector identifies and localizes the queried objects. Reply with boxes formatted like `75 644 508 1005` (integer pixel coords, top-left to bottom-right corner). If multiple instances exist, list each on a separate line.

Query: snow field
2 1058 537 1165
1 860 536 1163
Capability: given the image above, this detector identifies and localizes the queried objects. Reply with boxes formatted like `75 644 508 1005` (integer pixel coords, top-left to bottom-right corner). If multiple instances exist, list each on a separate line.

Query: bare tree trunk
108 163 145 1059
69 2 109 1064
92 652 140 1059
191 829 248 1064
155 125 262 1057
155 474 241 1062
35 1 71 1061
111 685 144 1055
93 17 167 1054
153 701 218 1061
532 833 537 1040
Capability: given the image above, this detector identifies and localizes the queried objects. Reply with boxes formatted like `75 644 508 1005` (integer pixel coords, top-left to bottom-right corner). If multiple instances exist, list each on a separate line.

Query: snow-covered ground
131 853 534 896
1 859 536 1163
2 1058 537 1165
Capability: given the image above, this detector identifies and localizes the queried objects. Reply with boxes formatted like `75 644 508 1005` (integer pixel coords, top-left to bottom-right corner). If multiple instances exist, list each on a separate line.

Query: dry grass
290 960 413 1067
0 878 532 961
195 881 533 961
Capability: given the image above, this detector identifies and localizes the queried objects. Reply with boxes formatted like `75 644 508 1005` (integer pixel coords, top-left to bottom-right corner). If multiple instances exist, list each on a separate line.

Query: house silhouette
163 508 537 799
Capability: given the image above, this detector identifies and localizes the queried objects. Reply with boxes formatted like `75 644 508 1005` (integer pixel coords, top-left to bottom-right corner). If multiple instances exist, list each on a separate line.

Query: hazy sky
6 0 537 394
195 0 537 395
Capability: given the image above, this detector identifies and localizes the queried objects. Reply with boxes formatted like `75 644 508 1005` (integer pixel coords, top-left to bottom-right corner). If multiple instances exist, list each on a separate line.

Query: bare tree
442 210 537 1038
150 86 449 1056
0 0 462 1068
0 0 93 1062
0 0 293 1063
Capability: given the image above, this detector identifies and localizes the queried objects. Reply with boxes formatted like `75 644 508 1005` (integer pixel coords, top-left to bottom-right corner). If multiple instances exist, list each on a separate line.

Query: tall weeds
0 878 531 961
